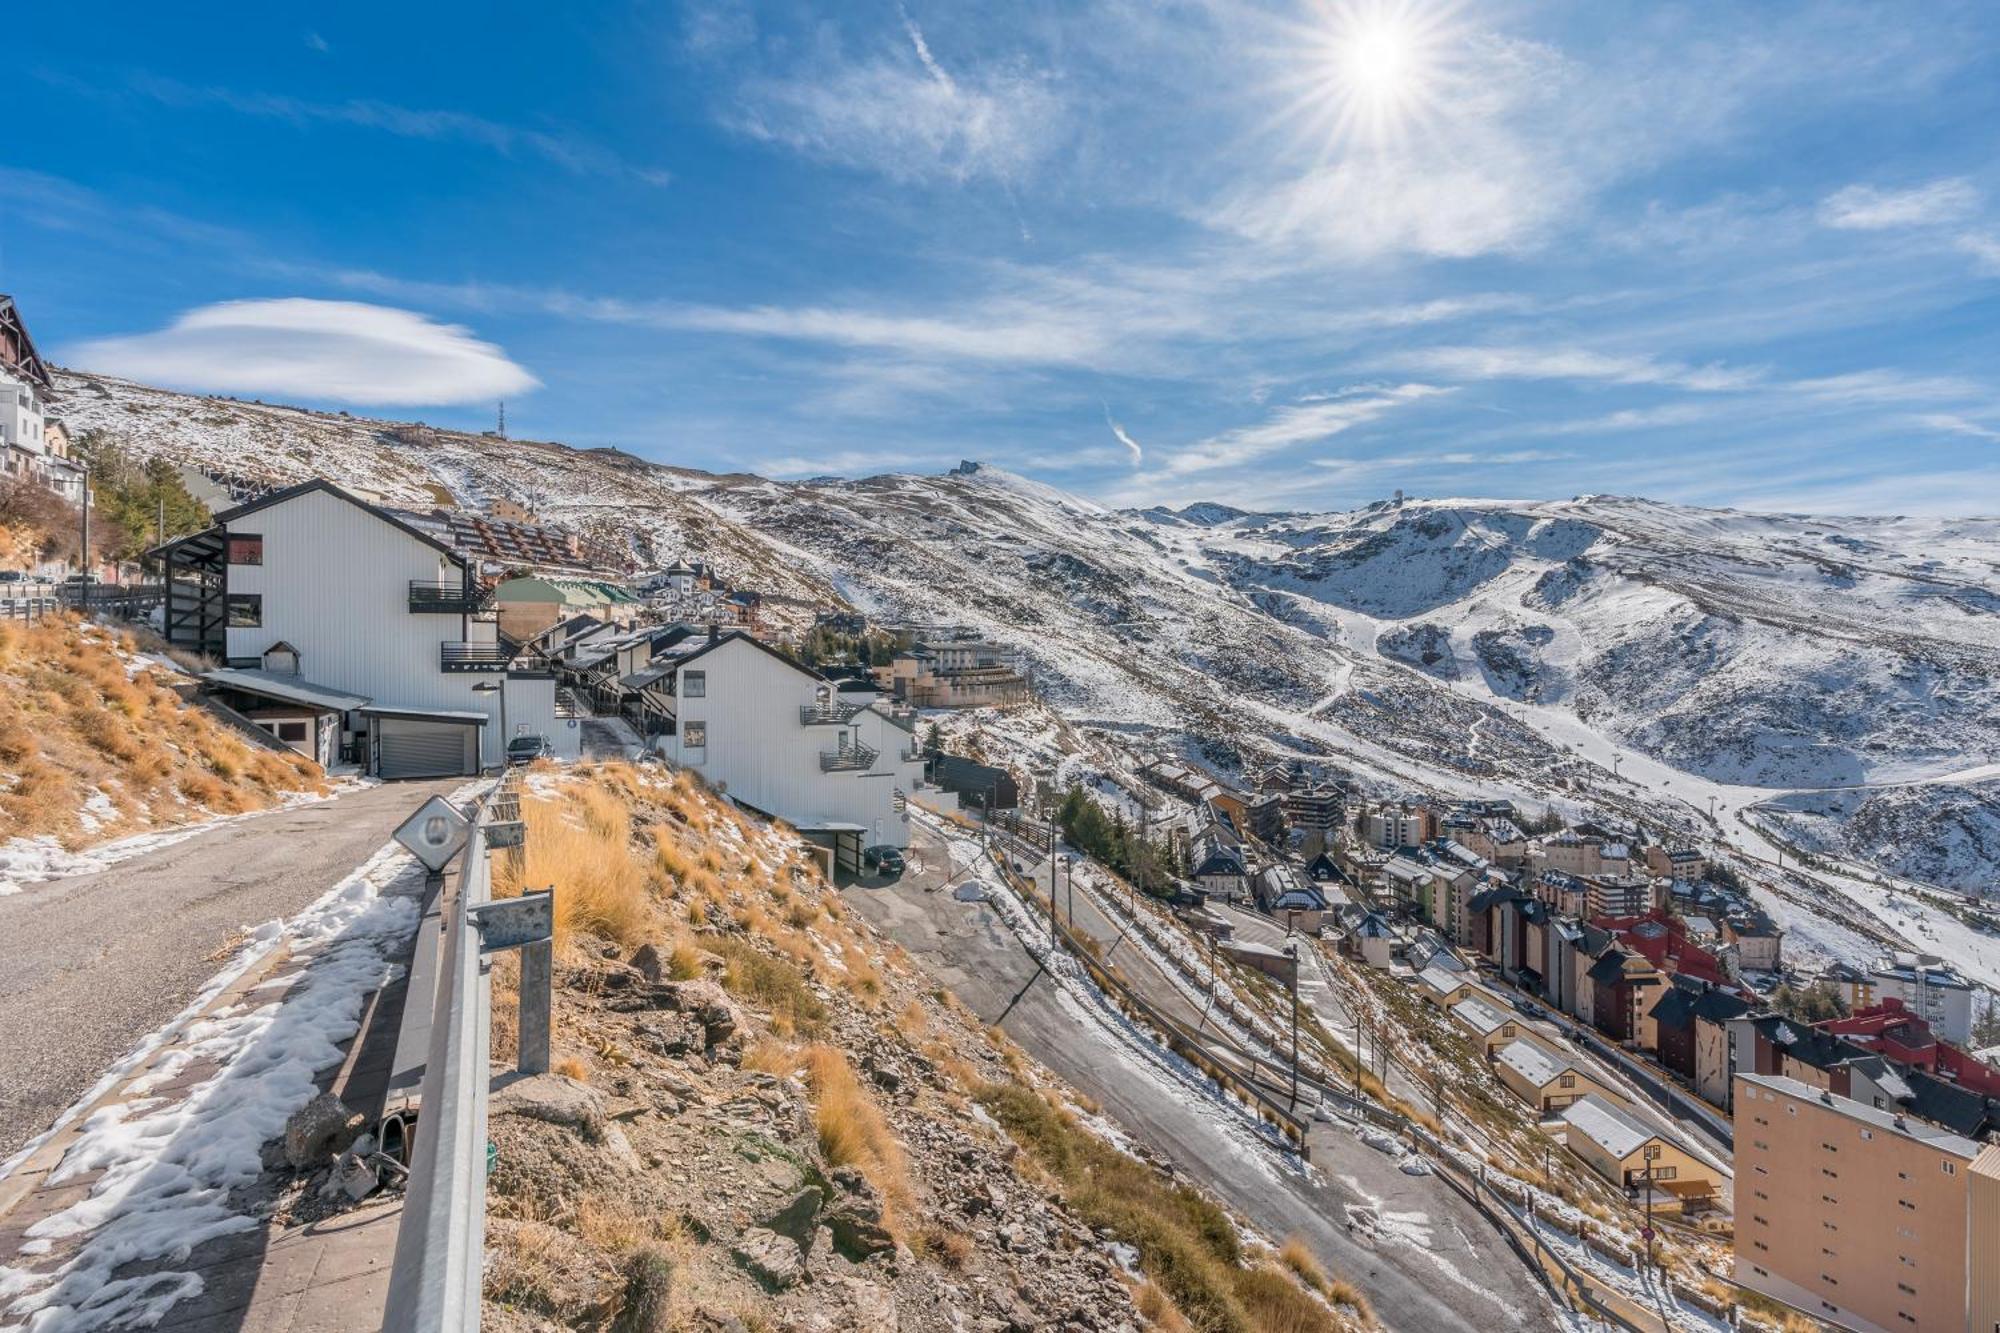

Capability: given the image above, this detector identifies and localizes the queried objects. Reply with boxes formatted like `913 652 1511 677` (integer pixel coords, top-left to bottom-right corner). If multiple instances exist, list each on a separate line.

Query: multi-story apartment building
1734 1073 2000 1333
1870 953 1976 1045
156 480 574 774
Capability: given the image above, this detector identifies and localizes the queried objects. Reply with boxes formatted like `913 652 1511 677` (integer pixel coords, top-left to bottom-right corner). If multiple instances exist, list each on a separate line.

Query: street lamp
471 679 506 769
1638 1143 1661 1272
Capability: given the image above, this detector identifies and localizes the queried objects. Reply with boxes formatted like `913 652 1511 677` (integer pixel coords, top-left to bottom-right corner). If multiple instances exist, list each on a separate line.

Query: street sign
393 795 472 872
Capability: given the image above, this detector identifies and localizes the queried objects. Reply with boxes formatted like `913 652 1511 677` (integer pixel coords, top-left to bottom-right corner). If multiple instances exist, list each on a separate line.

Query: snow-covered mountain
57 370 2000 900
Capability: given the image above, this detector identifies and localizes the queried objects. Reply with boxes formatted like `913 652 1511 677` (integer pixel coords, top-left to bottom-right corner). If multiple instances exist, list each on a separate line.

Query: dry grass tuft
799 1043 913 1232
1278 1235 1330 1296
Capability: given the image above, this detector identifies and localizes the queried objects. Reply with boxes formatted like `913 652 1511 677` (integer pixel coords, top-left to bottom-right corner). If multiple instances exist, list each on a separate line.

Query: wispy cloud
65 299 538 406
726 17 1060 185
1818 177 1979 230
1913 413 2000 443
82 72 672 186
1164 384 1447 476
1382 344 1764 392
304 31 330 54
1104 407 1142 465
1956 232 2000 274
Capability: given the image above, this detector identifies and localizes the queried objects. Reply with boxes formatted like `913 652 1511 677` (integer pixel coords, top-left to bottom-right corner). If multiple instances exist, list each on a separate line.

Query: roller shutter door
376 718 477 779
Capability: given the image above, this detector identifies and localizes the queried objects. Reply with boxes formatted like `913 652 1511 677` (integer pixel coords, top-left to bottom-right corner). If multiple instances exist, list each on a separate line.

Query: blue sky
5 2 1999 514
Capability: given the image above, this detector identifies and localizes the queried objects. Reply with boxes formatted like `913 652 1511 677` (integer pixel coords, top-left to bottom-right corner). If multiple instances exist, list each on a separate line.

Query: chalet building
1451 995 1532 1059
1342 910 1395 969
929 755 1019 812
1302 849 1353 889
1417 964 1479 1008
1733 1075 2000 1333
1562 1095 1719 1212
153 481 577 777
1643 845 1707 879
0 297 82 502
642 631 926 869
1720 913 1784 974
1254 865 1329 932
1191 830 1249 902
1497 1041 1622 1115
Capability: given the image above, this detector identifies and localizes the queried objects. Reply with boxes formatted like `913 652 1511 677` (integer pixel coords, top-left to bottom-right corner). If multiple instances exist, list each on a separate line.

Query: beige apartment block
1733 1073 2000 1333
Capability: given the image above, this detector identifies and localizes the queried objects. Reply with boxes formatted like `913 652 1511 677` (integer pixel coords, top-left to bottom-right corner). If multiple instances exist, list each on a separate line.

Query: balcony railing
410 579 489 614
440 641 511 672
798 702 864 726
820 741 879 772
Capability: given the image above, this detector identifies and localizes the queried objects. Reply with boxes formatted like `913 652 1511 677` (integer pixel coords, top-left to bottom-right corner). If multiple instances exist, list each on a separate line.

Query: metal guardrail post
383 774 554 1332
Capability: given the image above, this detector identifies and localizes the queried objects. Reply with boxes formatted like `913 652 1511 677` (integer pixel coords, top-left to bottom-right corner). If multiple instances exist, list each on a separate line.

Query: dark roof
1468 885 1526 913
1193 846 1247 877
1899 1071 1999 1140
215 479 465 565
1587 949 1632 985
1303 851 1352 883
931 754 1012 787
1768 1023 1864 1073
1690 989 1751 1025
1648 986 1698 1030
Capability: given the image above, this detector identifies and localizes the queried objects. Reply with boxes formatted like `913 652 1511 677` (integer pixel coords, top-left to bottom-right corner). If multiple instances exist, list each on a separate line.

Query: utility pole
78 465 91 606
1287 941 1301 1111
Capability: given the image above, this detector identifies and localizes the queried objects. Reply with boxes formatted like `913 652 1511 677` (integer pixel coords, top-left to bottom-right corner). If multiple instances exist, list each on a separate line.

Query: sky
4 1 1999 516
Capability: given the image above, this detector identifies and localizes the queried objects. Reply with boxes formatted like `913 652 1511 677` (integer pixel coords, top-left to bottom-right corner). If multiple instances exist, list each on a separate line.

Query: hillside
0 614 327 888
480 761 1367 1333
58 368 2000 912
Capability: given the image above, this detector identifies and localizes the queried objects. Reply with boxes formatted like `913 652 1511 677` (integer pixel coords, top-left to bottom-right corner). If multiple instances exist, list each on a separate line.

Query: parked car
505 734 553 766
0 571 25 584
862 845 906 876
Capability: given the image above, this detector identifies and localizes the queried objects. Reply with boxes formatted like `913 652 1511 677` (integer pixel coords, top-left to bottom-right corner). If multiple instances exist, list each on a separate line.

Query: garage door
375 718 478 779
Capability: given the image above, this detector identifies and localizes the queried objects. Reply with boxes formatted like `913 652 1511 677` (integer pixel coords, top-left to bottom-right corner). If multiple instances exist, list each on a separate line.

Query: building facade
1734 1073 2000 1333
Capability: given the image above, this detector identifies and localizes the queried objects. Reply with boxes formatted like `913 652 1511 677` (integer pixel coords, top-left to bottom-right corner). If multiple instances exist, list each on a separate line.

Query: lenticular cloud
69 298 539 406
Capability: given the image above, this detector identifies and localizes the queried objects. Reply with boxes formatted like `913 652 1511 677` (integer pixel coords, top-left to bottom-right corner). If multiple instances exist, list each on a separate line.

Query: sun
1269 0 1460 150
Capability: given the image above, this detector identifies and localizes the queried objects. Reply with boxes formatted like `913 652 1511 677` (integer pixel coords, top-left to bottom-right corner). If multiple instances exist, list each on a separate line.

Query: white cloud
1385 344 1764 391
1785 369 1986 404
1164 384 1446 476
1818 177 1979 230
1913 413 2000 443
1104 407 1143 465
729 20 1060 185
1504 404 1716 436
67 299 538 406
1956 232 2000 274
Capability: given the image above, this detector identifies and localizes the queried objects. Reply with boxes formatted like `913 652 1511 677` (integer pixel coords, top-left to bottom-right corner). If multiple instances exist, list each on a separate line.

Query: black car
862 845 906 876
505 734 553 766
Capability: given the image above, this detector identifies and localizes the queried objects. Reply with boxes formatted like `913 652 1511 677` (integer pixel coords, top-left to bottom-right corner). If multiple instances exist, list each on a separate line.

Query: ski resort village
1 283 1998 1333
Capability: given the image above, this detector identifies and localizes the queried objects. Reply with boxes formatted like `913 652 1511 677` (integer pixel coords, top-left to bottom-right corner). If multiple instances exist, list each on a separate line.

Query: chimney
708 624 719 644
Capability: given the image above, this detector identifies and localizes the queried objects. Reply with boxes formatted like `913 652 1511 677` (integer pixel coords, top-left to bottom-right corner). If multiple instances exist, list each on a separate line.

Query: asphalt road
0 779 458 1160
850 823 1562 1333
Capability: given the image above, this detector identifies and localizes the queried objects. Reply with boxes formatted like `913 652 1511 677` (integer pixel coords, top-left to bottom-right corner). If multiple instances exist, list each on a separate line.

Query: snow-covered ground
0 794 465 1331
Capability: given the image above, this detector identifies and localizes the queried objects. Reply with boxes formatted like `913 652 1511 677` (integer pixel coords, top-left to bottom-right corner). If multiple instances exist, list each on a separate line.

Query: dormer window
262 641 300 675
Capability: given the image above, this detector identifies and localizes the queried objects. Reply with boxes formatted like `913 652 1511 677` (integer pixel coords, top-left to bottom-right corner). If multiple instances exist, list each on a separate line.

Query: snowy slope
59 371 2000 937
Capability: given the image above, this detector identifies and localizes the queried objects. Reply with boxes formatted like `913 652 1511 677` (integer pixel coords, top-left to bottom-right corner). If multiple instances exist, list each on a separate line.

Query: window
226 534 263 565
275 721 308 743
1897 1283 1915 1295
226 594 262 627
1559 1073 1576 1088
1941 1160 1956 1175
683 721 707 750
1652 1165 1677 1180
682 670 706 698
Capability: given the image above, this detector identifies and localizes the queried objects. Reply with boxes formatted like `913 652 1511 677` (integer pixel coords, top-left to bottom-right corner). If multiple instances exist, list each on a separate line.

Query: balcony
820 741 879 772
409 579 489 614
440 641 511 672
798 701 864 726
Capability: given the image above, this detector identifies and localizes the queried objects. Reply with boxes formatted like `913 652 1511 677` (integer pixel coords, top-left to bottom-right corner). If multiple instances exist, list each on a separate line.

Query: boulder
629 941 668 984
732 1226 805 1290
762 1186 823 1250
284 1092 362 1169
491 1074 608 1141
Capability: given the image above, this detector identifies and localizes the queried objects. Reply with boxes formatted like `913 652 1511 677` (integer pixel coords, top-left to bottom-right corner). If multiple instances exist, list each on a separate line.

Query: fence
0 595 58 622
382 775 552 1333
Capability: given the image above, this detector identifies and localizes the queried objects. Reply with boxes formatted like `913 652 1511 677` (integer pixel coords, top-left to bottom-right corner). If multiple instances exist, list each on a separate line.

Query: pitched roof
1451 996 1514 1036
1496 1038 1570 1089
203 668 370 713
1587 949 1632 985
1647 986 1698 1029
1690 989 1751 1025
1561 1095 1659 1159
215 479 464 563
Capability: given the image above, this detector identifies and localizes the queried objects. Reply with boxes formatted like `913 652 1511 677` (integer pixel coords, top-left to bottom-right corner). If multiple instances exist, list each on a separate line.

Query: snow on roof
1561 1095 1657 1159
1739 1074 1984 1158
1496 1038 1569 1089
1450 996 1512 1036
1417 965 1470 998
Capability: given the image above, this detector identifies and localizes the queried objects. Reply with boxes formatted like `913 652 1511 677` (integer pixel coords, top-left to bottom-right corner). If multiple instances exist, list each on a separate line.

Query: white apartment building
645 631 926 872
0 296 81 502
1870 953 1976 1045
156 480 576 776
